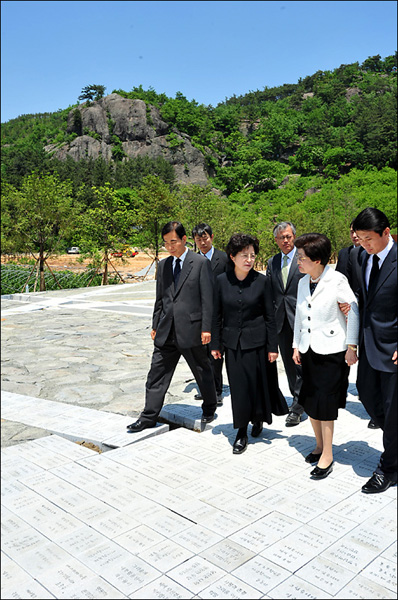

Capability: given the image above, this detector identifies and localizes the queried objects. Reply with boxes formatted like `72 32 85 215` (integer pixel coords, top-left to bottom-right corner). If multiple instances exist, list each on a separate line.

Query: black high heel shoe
233 433 248 454
305 451 322 464
310 461 334 479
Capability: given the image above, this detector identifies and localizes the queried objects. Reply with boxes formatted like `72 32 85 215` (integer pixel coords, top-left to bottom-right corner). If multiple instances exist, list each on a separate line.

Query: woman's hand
392 350 397 366
338 302 351 316
268 352 278 363
211 350 222 360
292 348 301 365
345 347 358 366
150 329 156 340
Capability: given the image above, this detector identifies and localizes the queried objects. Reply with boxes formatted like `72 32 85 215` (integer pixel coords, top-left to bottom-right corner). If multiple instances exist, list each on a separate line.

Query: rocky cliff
44 93 209 185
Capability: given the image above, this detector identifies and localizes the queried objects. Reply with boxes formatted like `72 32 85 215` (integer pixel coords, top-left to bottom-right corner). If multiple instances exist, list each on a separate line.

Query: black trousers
210 350 223 395
278 317 304 415
357 344 397 481
140 329 217 424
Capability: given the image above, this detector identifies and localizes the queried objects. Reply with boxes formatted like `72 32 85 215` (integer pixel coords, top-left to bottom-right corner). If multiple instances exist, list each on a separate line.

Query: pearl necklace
310 274 322 283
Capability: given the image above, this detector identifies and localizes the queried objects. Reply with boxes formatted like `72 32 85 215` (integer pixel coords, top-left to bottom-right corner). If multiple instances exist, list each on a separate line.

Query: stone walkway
1 282 397 599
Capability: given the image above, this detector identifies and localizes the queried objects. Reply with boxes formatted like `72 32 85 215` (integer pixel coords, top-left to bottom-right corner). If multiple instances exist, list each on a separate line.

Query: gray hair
273 222 296 238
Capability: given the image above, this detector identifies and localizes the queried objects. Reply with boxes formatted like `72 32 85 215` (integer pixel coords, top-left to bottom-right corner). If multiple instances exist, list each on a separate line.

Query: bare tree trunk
39 247 46 291
102 251 108 285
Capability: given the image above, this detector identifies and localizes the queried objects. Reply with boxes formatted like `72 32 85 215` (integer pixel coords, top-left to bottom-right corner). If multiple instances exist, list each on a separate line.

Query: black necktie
368 255 380 294
173 258 181 287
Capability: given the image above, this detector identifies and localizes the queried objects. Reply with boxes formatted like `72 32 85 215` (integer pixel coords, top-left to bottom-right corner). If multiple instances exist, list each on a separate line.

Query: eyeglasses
239 253 256 260
296 255 309 263
276 235 294 241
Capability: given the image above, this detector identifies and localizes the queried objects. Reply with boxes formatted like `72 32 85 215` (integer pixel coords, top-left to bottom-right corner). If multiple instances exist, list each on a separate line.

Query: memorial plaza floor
1 280 397 599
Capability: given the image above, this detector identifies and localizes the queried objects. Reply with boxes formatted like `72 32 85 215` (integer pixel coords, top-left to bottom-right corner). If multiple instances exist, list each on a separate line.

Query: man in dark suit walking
127 221 217 432
352 207 397 493
266 222 305 426
336 221 378 429
192 223 229 406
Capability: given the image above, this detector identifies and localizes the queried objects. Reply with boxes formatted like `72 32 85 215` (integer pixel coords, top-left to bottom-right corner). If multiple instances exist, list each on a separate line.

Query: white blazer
293 265 359 355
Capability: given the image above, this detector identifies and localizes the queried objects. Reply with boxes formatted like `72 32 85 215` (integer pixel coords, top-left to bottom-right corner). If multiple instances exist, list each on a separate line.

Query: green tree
78 183 136 284
134 175 178 275
78 84 106 102
1 173 76 291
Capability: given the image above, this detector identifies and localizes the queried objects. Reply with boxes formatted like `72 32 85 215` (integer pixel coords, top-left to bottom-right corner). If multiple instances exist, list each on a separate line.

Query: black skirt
298 347 349 421
225 344 288 429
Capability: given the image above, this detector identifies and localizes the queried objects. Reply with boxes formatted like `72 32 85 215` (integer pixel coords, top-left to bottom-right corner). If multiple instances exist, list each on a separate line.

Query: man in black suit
336 222 378 430
127 221 217 432
352 207 397 493
192 223 229 406
335 220 361 283
266 222 305 426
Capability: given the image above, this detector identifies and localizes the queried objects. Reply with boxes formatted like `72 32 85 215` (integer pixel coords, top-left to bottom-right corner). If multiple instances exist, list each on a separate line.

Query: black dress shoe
362 472 396 494
194 393 203 400
233 436 248 454
367 419 380 429
305 452 322 464
285 412 302 427
251 422 263 437
310 461 334 479
126 420 156 433
201 414 215 424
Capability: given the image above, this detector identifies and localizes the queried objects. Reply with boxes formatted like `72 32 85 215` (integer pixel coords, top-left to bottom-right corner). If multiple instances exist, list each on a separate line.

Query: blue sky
1 0 397 123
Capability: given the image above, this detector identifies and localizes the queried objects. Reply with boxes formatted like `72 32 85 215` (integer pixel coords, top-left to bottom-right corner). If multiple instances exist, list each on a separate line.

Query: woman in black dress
211 233 288 454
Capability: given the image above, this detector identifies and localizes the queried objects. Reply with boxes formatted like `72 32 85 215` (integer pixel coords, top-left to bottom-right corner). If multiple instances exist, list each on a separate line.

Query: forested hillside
1 52 397 266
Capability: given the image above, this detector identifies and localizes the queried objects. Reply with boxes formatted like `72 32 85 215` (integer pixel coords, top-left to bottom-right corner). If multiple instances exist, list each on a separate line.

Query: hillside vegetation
1 52 397 267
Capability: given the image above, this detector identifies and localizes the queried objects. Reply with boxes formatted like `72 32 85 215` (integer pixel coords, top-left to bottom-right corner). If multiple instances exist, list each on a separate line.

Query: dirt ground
2 251 170 279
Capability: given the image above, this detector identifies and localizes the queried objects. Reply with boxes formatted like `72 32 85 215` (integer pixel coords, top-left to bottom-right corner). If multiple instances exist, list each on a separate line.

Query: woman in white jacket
293 233 359 480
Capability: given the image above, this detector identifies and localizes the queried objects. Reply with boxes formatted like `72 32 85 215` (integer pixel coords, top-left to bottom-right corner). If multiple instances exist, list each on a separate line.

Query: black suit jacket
152 249 214 349
210 247 230 278
335 245 354 278
266 250 305 334
357 242 397 373
211 269 278 352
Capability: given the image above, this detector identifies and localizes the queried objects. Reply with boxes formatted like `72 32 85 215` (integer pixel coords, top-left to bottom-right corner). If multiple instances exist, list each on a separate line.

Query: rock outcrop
44 93 209 185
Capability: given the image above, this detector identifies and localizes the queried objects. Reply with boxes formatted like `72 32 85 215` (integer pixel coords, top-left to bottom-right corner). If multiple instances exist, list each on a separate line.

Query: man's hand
338 302 351 316
211 350 222 360
268 352 278 363
393 350 397 366
150 329 156 341
345 347 358 366
292 348 301 365
201 331 211 345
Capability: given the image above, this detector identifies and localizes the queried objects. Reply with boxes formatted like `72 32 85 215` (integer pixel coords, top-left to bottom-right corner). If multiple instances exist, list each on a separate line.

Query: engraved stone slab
328 492 392 523
198 510 249 536
57 525 107 556
200 539 255 572
322 537 380 573
167 557 224 595
230 511 301 553
1 507 31 537
309 512 356 538
1 578 56 599
295 556 357 595
114 525 166 554
138 540 194 572
360 557 397 592
232 556 290 594
129 575 193 599
382 541 397 563
172 524 223 554
15 542 77 577
335 573 397 599
2 528 49 559
35 558 99 598
274 497 324 523
100 556 161 596
268 574 333 598
63 576 128 599
261 525 336 572
199 574 263 599
77 539 133 575
146 509 192 537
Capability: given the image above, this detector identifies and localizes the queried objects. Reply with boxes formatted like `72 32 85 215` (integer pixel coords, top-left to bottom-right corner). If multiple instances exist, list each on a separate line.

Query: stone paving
1 281 397 599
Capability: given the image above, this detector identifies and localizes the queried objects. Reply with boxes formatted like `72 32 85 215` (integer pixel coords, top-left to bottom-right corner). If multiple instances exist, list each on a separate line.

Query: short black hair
161 221 186 239
192 223 213 238
295 233 331 266
352 207 390 236
226 233 260 258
